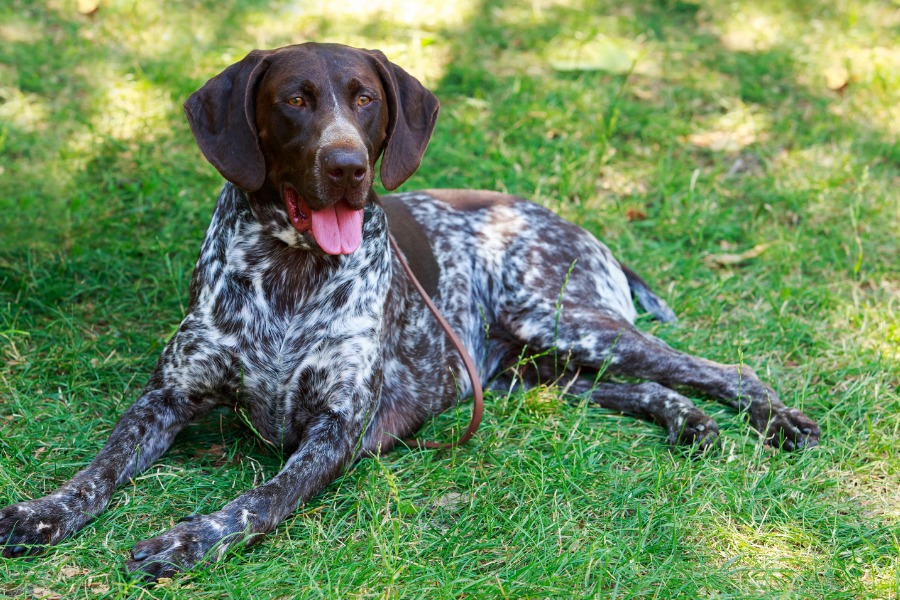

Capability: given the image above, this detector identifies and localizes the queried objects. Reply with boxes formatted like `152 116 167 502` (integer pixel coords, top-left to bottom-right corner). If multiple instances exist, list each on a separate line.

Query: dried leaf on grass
625 208 647 222
824 65 850 92
703 244 770 268
435 492 471 510
194 443 226 459
686 105 770 153
88 582 110 594
193 443 239 466
687 123 762 153
77 0 99 16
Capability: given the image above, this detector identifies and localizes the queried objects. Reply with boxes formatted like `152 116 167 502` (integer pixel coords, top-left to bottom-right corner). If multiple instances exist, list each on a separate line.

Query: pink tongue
310 201 364 255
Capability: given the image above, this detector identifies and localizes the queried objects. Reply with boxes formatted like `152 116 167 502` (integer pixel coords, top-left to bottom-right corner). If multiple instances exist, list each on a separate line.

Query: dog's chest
189 206 391 440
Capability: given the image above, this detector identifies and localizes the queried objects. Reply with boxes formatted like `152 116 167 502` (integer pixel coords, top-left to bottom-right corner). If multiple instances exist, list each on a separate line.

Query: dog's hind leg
502 304 819 450
565 377 719 448
494 350 718 448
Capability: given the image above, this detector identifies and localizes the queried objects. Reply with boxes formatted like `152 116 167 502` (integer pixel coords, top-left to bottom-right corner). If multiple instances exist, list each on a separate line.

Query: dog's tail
620 263 677 323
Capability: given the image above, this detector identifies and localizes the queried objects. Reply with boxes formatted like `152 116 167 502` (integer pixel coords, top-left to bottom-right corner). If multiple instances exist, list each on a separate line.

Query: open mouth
282 184 364 255
283 184 312 233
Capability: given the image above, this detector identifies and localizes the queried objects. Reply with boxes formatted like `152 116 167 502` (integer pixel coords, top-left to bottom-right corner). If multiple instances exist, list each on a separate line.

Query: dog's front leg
126 410 359 580
0 310 230 556
0 387 212 557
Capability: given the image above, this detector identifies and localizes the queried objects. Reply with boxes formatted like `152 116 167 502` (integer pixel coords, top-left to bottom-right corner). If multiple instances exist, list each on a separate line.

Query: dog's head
184 43 439 255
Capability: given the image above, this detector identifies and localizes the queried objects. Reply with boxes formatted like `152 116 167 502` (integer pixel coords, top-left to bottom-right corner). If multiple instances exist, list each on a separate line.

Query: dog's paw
757 407 820 451
127 521 209 580
126 516 245 581
668 410 719 451
0 497 81 558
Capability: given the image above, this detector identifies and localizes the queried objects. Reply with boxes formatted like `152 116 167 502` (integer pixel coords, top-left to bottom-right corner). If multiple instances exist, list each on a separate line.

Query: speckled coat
0 43 819 580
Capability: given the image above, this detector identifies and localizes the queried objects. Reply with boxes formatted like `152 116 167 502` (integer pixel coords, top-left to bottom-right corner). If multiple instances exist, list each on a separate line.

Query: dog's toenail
132 549 149 561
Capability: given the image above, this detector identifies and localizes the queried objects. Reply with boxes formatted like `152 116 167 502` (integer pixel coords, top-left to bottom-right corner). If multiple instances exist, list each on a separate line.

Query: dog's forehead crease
268 45 379 100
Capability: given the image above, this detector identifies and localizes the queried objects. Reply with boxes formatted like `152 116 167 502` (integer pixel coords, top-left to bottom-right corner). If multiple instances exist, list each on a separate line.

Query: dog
0 43 819 579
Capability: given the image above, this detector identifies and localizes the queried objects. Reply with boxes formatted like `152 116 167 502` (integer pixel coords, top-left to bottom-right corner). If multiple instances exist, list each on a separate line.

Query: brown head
184 43 440 255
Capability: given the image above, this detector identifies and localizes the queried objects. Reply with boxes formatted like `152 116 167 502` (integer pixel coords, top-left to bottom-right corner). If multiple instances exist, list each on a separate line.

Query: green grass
1 0 898 597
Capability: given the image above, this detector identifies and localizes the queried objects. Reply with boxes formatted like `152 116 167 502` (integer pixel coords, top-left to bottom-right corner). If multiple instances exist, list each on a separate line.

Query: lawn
1 0 898 597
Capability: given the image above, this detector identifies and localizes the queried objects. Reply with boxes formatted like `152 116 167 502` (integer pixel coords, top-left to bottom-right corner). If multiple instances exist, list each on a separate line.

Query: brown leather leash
387 234 484 449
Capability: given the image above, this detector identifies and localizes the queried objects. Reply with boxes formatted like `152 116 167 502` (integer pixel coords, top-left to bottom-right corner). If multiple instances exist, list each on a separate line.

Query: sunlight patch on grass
803 40 900 136
0 18 42 44
685 100 771 153
292 0 478 28
52 0 217 64
532 0 588 10
715 9 782 53
483 4 665 80
521 385 565 417
446 96 492 132
0 88 50 134
700 0 900 134
830 292 900 363
91 76 174 142
771 142 855 192
595 165 650 198
700 517 824 592
236 0 478 87
830 464 900 524
547 34 637 74
818 44 900 136
61 130 106 174
861 558 900 600
819 46 900 90
829 454 900 596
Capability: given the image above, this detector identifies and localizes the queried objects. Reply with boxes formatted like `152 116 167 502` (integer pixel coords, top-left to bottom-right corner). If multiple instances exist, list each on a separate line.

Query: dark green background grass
1 0 898 597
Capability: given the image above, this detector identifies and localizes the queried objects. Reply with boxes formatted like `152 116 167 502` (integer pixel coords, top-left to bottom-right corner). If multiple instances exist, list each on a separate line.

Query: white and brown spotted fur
0 43 819 579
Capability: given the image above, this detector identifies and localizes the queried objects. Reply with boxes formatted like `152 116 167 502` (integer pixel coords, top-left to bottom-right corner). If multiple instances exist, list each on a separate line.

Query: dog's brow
346 77 363 94
300 80 318 97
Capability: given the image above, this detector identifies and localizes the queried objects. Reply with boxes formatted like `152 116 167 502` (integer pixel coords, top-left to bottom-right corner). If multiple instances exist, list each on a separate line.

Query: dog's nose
324 149 367 189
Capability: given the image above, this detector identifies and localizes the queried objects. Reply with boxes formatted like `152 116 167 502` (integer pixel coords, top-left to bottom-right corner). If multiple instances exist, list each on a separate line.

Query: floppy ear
184 50 272 192
368 50 440 191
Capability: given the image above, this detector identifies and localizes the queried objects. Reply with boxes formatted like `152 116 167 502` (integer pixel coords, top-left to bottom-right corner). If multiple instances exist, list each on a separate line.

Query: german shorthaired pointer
0 42 819 579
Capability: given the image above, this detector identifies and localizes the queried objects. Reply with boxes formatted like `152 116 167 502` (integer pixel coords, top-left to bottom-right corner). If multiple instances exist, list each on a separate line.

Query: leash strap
388 234 484 449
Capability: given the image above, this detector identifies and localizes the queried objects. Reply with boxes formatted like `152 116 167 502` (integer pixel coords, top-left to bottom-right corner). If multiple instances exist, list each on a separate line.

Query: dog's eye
356 95 372 107
288 97 305 107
